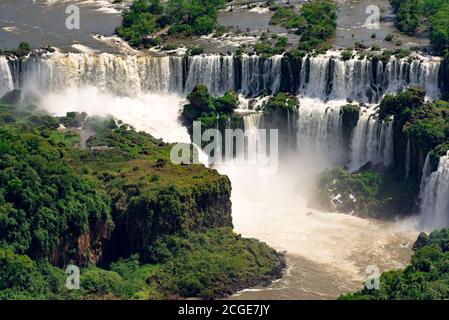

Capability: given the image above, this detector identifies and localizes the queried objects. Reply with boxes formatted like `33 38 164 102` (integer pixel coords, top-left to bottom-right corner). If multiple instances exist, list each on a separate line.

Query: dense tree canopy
0 106 111 261
341 229 449 300
391 0 449 53
116 0 225 47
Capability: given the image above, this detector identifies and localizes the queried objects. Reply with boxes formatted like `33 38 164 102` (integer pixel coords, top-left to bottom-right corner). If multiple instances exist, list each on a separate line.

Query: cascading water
0 49 422 299
241 55 282 97
295 103 345 169
419 152 449 230
349 111 394 171
0 56 13 97
184 55 236 96
0 52 441 101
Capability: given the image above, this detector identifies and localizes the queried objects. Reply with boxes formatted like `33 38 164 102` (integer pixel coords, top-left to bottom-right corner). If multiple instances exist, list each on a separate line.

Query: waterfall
298 57 332 99
419 152 449 230
349 111 394 171
295 104 345 168
405 139 411 178
184 55 236 96
385 58 441 99
243 113 263 160
296 55 440 102
0 52 441 102
241 55 282 97
0 57 14 97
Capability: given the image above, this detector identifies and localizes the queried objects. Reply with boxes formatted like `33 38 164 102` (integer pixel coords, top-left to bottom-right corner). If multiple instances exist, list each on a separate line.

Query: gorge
1 49 446 298
1 0 449 301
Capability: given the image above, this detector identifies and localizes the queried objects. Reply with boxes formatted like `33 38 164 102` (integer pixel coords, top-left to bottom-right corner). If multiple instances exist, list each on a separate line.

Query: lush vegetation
268 0 338 52
341 229 449 300
340 104 360 142
391 0 449 53
181 84 242 134
0 228 283 300
316 166 420 218
379 87 449 170
262 92 299 115
116 0 225 47
0 98 284 300
0 103 111 264
253 36 289 58
318 88 449 219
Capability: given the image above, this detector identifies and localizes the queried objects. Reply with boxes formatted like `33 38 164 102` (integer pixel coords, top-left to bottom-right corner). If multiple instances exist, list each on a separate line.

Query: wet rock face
413 232 430 251
103 175 233 263
48 219 114 267
439 58 449 100
0 89 21 105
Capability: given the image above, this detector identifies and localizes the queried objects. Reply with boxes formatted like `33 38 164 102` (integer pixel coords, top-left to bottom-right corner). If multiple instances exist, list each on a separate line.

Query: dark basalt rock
413 232 430 251
0 89 22 105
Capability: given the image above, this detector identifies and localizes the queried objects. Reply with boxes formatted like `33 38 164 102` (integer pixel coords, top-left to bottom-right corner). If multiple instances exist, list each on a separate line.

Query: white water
349 111 394 171
0 56 13 97
41 86 189 144
420 152 449 231
217 114 416 299
0 52 442 101
295 102 345 170
0 51 421 299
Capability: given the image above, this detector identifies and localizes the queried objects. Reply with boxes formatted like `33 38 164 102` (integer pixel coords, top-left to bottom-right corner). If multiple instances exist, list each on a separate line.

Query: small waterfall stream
349 112 394 171
420 152 449 230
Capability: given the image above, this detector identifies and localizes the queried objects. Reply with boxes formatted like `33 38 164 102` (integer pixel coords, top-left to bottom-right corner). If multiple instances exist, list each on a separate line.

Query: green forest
116 0 225 47
0 99 284 299
341 229 449 300
391 0 449 53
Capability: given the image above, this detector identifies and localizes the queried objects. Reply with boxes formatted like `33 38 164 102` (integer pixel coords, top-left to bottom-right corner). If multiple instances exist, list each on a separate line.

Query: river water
0 0 121 51
1 0 421 300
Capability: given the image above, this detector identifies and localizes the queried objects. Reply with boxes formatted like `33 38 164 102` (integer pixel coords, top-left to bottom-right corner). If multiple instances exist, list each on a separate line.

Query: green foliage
81 268 123 296
0 124 111 259
297 0 338 51
429 4 449 53
317 169 386 217
269 5 305 29
0 247 69 300
403 99 449 152
391 0 449 54
189 46 204 56
0 101 284 300
0 228 284 300
253 36 289 57
341 50 353 61
379 87 425 120
263 92 299 115
117 0 225 46
342 228 449 300
181 85 238 127
214 91 239 115
340 104 360 142
59 112 87 128
147 228 284 299
1 42 33 57
268 1 338 53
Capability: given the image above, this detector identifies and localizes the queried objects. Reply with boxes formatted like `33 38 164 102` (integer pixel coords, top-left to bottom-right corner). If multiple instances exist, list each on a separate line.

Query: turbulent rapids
420 152 449 231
